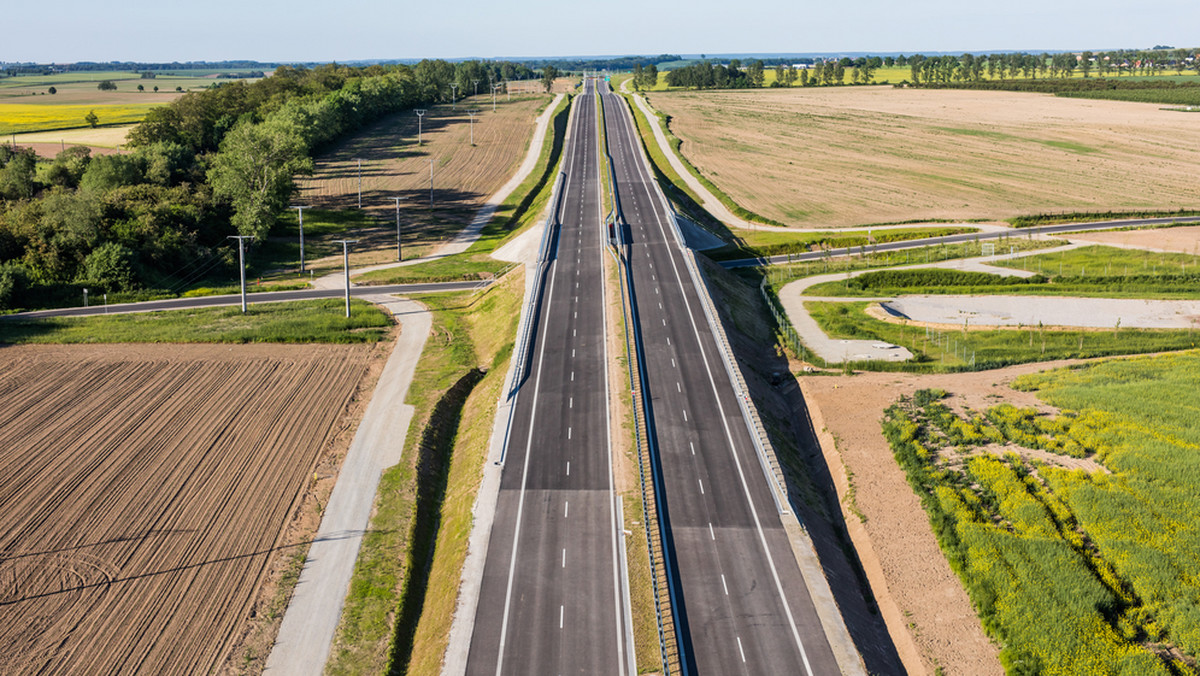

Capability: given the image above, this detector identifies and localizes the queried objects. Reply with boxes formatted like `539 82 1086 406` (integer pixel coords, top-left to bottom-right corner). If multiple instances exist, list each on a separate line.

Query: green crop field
882 351 1200 673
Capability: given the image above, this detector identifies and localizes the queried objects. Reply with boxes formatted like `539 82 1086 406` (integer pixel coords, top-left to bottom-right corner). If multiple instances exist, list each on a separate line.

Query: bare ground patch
0 342 386 675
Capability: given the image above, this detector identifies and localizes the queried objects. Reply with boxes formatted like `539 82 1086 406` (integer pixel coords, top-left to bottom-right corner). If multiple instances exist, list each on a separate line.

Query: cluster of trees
0 59 545 310
629 63 658 90
665 59 766 89
906 48 1199 85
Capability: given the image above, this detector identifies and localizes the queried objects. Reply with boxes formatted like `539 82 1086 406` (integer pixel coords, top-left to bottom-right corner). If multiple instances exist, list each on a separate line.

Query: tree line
0 59 553 310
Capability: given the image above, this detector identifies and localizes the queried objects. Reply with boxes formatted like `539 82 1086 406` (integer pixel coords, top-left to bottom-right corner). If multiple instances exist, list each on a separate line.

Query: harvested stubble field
295 94 550 252
0 342 379 675
649 87 1200 227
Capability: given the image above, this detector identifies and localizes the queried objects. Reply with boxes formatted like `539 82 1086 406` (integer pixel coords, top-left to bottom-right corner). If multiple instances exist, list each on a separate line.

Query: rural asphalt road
603 83 839 674
721 216 1200 269
8 281 487 318
465 77 632 675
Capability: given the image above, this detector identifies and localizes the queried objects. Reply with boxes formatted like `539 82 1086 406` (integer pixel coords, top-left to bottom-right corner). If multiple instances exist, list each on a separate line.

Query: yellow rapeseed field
0 103 156 135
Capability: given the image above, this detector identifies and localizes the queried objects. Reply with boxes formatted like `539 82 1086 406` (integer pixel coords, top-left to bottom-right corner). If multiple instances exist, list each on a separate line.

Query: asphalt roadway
602 83 839 674
8 281 487 318
465 78 632 675
722 216 1200 269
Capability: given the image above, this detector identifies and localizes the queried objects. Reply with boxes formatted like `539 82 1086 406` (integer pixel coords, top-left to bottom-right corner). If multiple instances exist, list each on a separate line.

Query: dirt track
0 343 376 675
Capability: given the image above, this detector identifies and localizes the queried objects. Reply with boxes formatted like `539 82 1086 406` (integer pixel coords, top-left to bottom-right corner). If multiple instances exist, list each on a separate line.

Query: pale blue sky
7 0 1197 63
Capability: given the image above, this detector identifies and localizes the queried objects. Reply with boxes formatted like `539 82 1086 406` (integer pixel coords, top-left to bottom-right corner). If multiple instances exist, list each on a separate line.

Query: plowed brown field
0 343 376 675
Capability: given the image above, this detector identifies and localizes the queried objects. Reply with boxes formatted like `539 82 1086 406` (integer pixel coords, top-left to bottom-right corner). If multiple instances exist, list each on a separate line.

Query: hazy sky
7 0 1198 63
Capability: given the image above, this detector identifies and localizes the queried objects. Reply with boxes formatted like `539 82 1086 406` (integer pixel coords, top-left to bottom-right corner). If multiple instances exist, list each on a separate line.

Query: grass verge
704 226 978 262
806 300 1200 371
325 270 523 675
0 298 391 344
1008 209 1200 228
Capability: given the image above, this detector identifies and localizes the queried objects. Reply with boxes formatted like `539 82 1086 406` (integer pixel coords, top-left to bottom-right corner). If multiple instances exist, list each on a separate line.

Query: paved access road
601 83 839 674
465 78 632 675
9 281 486 318
722 216 1200 269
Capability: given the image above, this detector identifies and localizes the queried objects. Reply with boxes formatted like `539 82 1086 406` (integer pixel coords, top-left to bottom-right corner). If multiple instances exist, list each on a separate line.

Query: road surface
465 78 632 675
602 82 840 674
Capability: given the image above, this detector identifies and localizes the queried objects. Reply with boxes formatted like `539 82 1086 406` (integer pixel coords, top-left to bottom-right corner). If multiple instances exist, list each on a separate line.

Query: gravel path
265 296 431 675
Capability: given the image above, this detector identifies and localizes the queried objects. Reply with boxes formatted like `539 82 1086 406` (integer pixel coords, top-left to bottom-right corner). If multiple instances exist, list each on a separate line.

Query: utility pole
228 235 255 313
492 83 501 112
427 158 434 207
467 109 479 145
450 82 458 110
472 79 480 97
392 196 403 261
415 109 426 145
354 158 363 209
333 239 358 318
291 205 310 272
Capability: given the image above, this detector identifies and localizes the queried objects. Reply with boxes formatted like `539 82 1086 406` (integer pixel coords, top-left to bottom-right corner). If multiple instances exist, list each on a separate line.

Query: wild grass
883 352 1200 673
0 298 391 344
994 245 1200 277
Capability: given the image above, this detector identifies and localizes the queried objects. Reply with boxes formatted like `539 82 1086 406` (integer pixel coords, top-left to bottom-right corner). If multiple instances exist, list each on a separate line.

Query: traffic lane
10 281 487 318
723 215 1200 268
610 92 837 674
498 489 618 675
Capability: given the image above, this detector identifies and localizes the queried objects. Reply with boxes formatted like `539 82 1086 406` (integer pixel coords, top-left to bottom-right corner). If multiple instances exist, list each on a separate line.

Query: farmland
0 70 261 135
293 93 556 266
0 342 379 675
646 87 1200 227
881 351 1200 674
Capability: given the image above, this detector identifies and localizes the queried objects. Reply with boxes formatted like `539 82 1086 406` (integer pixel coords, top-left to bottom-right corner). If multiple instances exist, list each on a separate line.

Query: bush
0 262 30 310
97 80 117 91
82 242 138 292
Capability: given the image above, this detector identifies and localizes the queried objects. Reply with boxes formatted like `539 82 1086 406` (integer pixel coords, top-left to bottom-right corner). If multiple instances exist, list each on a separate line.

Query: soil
797 360 1087 676
0 342 386 675
296 95 551 247
650 86 1200 228
1064 225 1200 254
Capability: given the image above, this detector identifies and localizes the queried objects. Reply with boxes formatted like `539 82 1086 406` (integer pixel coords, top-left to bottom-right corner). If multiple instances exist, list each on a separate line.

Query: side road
265 294 432 674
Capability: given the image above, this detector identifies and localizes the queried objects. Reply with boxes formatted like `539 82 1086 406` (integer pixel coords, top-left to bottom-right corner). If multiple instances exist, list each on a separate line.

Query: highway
601 83 840 674
465 79 632 674
722 216 1200 269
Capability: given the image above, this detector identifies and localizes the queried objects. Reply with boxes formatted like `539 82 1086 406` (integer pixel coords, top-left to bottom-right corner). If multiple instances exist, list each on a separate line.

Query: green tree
81 241 138 291
541 66 559 93
1080 51 1094 78
137 84 145 92
207 120 312 240
0 148 37 200
85 110 99 128
644 64 658 88
47 86 56 94
97 80 117 91
0 262 30 310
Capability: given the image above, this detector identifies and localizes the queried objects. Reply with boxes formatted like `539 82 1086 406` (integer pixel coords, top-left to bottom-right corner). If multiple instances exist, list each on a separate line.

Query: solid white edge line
616 91 815 676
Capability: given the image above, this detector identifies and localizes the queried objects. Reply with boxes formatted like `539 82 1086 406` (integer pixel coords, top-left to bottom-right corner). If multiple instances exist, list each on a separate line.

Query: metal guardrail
632 127 791 515
602 90 683 676
497 170 566 467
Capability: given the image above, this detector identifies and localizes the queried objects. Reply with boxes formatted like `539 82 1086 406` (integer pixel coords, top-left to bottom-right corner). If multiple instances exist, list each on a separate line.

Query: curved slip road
603 83 842 675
